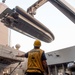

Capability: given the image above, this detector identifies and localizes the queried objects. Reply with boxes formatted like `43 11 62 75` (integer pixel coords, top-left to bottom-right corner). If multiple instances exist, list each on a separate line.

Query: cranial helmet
34 40 41 47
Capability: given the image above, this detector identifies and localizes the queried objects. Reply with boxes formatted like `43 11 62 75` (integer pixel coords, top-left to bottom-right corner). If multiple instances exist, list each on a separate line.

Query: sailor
16 40 49 75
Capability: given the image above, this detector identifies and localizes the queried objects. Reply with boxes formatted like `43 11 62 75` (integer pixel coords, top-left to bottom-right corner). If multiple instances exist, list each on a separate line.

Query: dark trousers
26 72 44 75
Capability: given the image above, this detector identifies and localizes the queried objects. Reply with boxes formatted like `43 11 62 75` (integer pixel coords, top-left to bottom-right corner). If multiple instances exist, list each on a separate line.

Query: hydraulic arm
27 0 75 23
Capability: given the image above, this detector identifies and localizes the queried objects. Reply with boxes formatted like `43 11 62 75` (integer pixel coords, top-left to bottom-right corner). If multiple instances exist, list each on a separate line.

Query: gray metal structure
48 0 75 24
0 3 55 43
27 0 75 23
46 46 75 75
46 46 75 65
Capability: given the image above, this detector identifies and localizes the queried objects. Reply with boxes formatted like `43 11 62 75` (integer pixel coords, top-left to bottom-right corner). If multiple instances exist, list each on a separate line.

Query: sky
0 0 75 53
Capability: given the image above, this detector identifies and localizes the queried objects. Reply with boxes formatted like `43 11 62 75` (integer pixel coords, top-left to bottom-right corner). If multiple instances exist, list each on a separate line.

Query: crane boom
27 0 75 23
27 0 47 16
